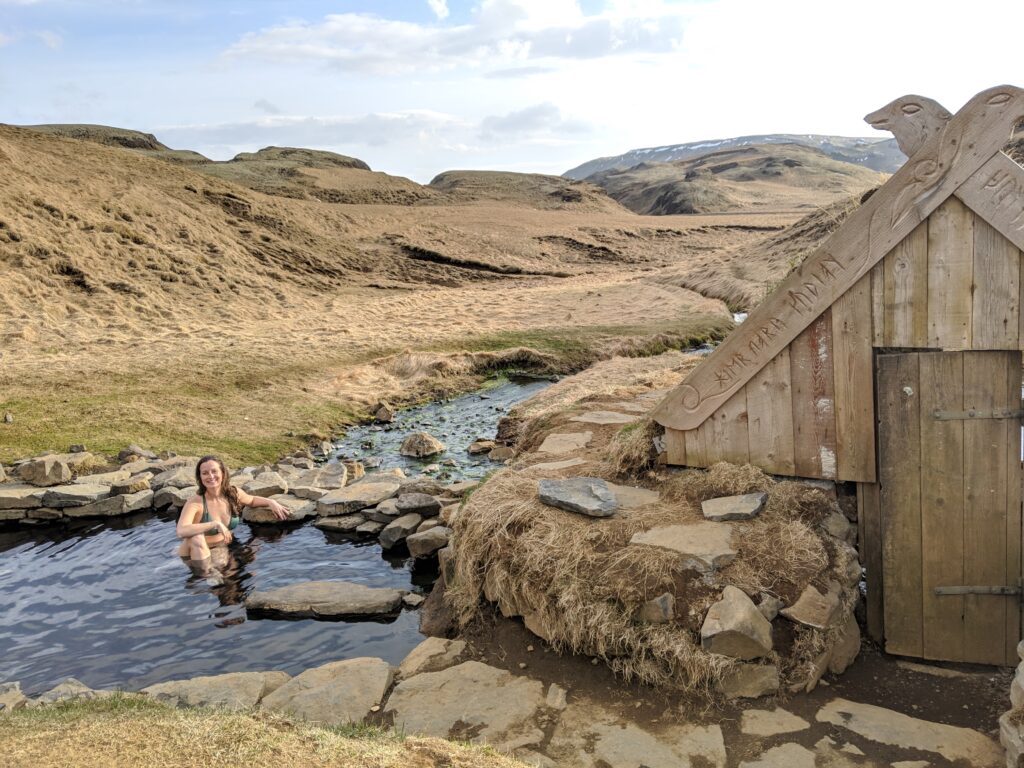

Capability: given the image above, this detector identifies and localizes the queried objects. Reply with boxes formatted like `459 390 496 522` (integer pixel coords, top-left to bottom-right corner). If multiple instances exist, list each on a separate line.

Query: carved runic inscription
983 166 1024 231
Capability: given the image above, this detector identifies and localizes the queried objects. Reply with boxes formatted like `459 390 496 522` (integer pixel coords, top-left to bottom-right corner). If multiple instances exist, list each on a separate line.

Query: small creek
0 377 550 695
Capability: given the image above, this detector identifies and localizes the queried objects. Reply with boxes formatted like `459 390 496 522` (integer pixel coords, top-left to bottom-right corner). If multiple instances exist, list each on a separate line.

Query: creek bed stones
538 477 617 517
316 480 401 516
245 580 406 620
143 671 290 710
261 657 394 727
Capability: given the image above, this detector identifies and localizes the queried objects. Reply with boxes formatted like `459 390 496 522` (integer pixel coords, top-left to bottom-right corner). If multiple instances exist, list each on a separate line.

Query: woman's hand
218 521 233 544
268 500 290 521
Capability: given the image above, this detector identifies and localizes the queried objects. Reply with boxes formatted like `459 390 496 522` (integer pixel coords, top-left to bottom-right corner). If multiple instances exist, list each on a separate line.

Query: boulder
0 509 27 521
42 484 112 509
356 520 385 534
151 465 196 491
384 661 546 752
119 444 157 461
153 485 197 509
780 582 842 629
537 432 592 455
243 494 315 523
399 432 446 458
395 493 441 516
757 594 785 622
261 657 394 726
143 671 289 710
701 492 767 522
110 475 151 495
444 480 479 497
373 402 396 423
246 580 405 619
296 463 348 490
398 638 468 679
417 517 441 532
290 485 328 501
28 678 106 707
18 456 72 487
403 593 425 608
700 586 773 660
0 682 27 713
399 477 447 496
317 480 400 516
637 593 674 624
821 511 855 544
243 471 288 497
717 664 780 699
74 469 129 486
406 527 451 558
630 522 736 573
468 440 495 455
827 611 861 675
65 489 153 517
379 513 423 549
488 446 515 461
0 485 45 510
538 477 617 517
314 514 365 532
343 460 366 482
364 500 400 523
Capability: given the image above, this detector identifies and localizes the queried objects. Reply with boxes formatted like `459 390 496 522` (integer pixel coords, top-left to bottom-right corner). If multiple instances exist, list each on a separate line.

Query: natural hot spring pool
0 377 551 695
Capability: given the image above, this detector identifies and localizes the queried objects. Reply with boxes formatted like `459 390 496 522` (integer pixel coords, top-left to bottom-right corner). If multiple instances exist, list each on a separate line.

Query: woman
176 455 289 574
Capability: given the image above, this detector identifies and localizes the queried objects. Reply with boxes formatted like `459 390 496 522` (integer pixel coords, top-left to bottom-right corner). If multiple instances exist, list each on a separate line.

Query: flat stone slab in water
314 514 365 532
0 485 46 510
41 484 112 508
629 522 736 573
568 410 639 425
316 480 400 516
702 492 767 522
245 580 405 619
243 494 316 523
538 477 618 517
537 432 592 455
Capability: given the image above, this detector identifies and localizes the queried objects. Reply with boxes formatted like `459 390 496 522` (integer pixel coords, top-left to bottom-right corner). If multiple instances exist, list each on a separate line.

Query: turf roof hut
652 85 1024 667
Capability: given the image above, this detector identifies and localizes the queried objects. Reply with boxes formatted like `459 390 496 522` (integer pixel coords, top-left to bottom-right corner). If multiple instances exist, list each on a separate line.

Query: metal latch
932 408 1024 421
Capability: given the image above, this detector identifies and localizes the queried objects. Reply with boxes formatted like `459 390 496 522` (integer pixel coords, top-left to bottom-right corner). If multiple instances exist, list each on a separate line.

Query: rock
538 477 618 517
636 593 674 624
24 508 62 521
42 484 112 509
417 517 441 532
701 586 773 660
246 581 405 619
65 489 153 517
119 444 156 461
739 743 816 768
399 477 447 496
3 412 12 423
364 505 399 524
384 661 546 752
403 593 425 608
756 594 785 622
524 457 588 472
439 504 460 524
313 440 333 457
827 611 861 674
353 469 406 484
545 683 568 710
0 509 27 521
67 444 86 453
821 510 855 544
343 460 366 482
261 657 393 727
0 682 27 713
18 456 72 487
110 475 151 495
399 432 446 458
545 699 727 768
740 707 811 737
296 463 347 491
817 698 1002 767
373 402 396 423
717 663 780 699
150 465 196 491
74 469 129 486
0 485 45 510
29 678 104 707
1001 711 1024 768
143 671 289 710
395 493 442 516
398 638 468 679
468 440 495 454
379 513 423 549
356 520 385 534
0 464 5 483
488 446 515 461
243 494 315 523
314 514 365 532
780 582 842 629
568 410 638 425
290 485 328 501
537 432 592 455
701 492 767 522
406 526 451 558
154 485 198 509
317 480 400 516
242 471 288 497
630 522 736 573
606 483 660 509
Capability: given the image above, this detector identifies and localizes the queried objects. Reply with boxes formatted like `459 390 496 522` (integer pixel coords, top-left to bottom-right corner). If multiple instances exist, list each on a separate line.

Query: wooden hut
652 85 1024 666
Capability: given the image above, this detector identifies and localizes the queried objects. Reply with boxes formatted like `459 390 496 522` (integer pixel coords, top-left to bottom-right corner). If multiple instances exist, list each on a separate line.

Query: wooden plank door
876 350 1022 665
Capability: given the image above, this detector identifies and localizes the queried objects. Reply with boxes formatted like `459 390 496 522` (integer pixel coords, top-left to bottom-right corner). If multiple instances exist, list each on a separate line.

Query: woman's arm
235 489 290 520
176 498 228 539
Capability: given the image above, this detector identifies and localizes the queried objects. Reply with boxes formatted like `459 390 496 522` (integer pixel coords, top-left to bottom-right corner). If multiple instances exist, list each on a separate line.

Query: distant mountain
582 143 887 215
564 134 905 179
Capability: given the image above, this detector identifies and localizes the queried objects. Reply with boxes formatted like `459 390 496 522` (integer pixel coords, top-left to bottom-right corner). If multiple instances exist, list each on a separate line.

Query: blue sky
1 0 1021 182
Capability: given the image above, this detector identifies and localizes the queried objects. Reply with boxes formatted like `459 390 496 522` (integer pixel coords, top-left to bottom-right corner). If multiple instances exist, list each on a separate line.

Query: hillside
584 143 888 215
564 133 905 179
428 170 622 213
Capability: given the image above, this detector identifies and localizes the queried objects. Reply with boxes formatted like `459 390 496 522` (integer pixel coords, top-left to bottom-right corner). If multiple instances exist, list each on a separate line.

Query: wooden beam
832 274 876 481
955 151 1024 252
858 482 884 645
790 312 837 479
927 198 974 349
653 86 1024 432
745 348 795 475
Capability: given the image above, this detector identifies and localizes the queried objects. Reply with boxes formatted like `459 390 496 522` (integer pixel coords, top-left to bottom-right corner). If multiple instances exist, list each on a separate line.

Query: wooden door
876 350 1022 665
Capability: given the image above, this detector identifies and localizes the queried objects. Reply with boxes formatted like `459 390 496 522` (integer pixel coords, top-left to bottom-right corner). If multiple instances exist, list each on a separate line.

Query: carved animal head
864 95 953 157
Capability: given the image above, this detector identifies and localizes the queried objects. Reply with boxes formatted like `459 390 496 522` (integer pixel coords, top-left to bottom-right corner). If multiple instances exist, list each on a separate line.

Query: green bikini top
201 495 239 536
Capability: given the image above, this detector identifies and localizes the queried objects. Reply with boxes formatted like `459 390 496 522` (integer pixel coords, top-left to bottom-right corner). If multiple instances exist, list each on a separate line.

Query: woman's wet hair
195 455 242 517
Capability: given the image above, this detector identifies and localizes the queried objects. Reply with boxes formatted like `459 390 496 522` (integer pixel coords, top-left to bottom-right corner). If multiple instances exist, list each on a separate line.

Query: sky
1 0 1021 182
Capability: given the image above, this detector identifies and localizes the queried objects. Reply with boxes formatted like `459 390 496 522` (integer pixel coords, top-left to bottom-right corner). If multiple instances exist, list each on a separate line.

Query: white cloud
223 1 692 74
479 102 590 139
427 0 449 20
253 98 283 115
36 29 62 49
0 32 13 47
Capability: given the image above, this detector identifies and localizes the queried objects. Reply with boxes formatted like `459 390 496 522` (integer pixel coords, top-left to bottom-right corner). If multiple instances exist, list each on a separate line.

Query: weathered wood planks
745 349 795 475
831 274 876 481
927 197 974 349
790 312 837 479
